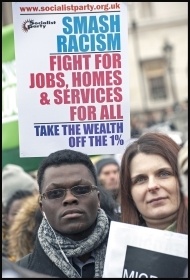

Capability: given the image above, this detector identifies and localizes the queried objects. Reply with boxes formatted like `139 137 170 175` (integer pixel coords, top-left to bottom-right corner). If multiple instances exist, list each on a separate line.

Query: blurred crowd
130 100 188 143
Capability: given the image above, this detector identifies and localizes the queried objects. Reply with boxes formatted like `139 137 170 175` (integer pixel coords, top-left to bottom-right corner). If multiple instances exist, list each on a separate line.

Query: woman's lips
148 197 167 204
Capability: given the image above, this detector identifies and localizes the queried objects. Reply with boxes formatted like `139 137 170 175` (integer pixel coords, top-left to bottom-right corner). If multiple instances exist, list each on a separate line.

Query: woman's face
130 153 180 229
7 199 25 226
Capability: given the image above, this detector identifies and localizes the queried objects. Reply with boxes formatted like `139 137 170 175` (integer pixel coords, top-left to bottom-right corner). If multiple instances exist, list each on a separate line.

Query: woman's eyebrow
131 174 145 180
131 167 173 179
156 167 172 171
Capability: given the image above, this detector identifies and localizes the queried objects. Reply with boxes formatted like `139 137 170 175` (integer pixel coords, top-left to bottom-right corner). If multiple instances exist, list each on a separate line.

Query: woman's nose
147 177 160 192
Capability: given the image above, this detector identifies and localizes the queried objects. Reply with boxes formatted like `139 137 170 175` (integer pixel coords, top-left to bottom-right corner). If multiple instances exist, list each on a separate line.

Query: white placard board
12 2 130 157
103 221 188 278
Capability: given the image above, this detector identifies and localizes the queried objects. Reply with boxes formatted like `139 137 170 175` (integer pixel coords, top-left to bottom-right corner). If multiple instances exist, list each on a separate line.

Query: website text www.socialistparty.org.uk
19 3 121 13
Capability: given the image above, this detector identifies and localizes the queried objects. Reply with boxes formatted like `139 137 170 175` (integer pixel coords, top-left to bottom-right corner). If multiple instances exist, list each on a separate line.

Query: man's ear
38 195 43 212
97 190 100 208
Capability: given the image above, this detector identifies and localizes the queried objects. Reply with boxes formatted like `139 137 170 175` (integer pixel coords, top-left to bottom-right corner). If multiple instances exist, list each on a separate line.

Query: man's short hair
37 149 97 193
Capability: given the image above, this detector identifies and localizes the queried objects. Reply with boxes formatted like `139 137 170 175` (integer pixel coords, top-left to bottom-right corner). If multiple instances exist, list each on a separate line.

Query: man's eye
49 189 63 198
52 190 61 195
73 185 90 195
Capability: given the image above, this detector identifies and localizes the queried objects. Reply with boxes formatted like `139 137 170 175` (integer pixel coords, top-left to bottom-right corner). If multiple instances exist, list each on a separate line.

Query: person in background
97 184 120 221
7 193 43 262
95 156 121 219
177 140 188 278
2 190 34 260
2 164 38 208
119 132 188 234
17 149 110 278
178 140 188 209
2 256 57 278
2 164 39 260
130 115 142 138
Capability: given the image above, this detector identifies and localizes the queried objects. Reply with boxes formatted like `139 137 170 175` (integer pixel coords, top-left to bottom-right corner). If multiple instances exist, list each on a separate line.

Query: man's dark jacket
2 256 56 278
17 236 95 278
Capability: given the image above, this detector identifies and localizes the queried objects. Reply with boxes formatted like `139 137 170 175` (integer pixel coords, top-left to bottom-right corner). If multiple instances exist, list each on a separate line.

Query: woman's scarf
38 208 109 278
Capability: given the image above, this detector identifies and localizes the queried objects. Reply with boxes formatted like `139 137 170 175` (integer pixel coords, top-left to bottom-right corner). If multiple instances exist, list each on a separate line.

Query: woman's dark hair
120 132 188 234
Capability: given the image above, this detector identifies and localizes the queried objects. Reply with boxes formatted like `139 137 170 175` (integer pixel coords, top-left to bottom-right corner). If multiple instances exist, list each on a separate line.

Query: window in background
148 76 167 100
141 59 168 102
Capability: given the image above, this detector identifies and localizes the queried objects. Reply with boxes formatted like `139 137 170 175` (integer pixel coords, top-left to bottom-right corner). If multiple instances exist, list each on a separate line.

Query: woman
7 193 43 262
120 132 187 234
2 190 34 260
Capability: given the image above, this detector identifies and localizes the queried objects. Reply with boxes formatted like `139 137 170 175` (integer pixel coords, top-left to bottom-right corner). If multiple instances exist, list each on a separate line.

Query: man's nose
62 189 78 205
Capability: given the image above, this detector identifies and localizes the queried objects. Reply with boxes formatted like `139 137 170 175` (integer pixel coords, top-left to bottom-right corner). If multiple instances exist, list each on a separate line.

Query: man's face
40 164 100 240
98 164 120 193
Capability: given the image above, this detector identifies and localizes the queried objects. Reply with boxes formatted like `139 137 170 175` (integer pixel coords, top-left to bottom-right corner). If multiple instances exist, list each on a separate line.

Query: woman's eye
137 177 145 183
133 177 146 184
159 171 171 177
11 212 18 216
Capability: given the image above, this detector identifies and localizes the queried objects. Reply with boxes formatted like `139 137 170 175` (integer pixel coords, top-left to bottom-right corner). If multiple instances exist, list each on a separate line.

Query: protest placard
12 2 130 157
103 221 188 278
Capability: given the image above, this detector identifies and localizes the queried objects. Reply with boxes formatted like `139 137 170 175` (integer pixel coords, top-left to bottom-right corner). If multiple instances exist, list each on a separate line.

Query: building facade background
128 2 187 110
